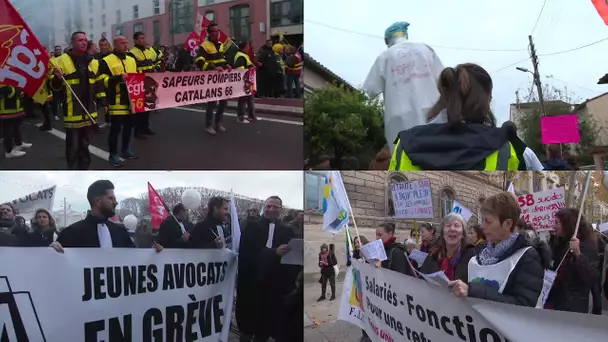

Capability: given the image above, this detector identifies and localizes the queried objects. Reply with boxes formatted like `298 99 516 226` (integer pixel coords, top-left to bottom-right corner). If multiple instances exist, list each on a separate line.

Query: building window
305 172 326 211
229 4 250 41
205 0 215 4
102 15 106 27
270 0 303 27
89 18 94 30
153 20 161 45
133 22 144 34
116 10 121 24
133 5 139 19
386 172 407 217
171 0 194 34
533 173 542 192
115 26 124 36
205 11 215 22
153 0 160 14
102 0 105 9
88 0 93 11
439 188 455 218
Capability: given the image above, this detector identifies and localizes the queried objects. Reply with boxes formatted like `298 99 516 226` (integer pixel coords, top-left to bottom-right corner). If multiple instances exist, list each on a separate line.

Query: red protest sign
0 0 51 103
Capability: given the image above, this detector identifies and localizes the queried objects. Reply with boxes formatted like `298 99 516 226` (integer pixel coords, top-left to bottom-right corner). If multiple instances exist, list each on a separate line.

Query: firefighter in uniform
50 45 64 121
128 32 156 139
195 22 231 135
234 41 257 123
98 36 139 167
50 31 106 170
0 85 31 158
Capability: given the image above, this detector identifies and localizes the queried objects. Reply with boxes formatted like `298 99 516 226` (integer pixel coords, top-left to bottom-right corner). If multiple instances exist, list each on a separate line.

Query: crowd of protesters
0 180 304 342
344 191 608 341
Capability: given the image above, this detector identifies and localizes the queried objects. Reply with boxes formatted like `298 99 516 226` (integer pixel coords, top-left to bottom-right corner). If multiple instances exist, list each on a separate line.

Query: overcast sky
304 0 608 124
0 171 303 212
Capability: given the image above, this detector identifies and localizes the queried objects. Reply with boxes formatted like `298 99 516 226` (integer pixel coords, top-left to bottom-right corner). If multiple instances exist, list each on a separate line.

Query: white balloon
123 214 138 231
182 189 201 210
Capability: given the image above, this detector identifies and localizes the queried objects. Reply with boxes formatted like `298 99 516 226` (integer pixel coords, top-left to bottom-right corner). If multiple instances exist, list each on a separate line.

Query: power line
531 0 548 36
490 57 530 74
540 37 608 57
305 19 527 52
546 76 603 95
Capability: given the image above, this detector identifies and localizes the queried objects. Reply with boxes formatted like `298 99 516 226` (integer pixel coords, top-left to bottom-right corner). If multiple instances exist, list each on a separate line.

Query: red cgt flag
187 13 232 50
0 0 51 103
148 182 169 229
592 0 608 25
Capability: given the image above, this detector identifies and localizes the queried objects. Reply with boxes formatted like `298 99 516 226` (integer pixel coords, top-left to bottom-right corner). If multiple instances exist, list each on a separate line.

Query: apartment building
45 0 302 51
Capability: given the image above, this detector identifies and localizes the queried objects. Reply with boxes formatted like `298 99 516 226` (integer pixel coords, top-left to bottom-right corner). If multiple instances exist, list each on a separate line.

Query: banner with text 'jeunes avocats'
339 261 608 342
0 248 237 342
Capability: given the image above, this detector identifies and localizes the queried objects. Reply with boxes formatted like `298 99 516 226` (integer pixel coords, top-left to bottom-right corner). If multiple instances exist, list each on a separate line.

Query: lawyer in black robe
236 196 296 340
158 203 190 248
56 180 135 248
190 196 230 249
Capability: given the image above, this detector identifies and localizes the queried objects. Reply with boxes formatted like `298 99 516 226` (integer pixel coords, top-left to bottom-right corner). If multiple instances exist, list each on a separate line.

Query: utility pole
528 35 546 116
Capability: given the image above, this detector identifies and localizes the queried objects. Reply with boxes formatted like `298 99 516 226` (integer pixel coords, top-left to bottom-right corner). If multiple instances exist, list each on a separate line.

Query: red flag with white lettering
148 182 169 229
185 13 232 51
0 0 51 103
592 0 608 25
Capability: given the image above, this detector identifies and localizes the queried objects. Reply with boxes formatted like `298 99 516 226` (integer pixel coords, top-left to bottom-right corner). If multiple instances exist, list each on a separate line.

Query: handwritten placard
540 114 580 144
518 188 566 232
390 179 434 219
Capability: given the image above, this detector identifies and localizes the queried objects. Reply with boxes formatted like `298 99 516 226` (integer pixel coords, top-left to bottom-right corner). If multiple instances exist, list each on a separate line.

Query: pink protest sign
540 114 580 144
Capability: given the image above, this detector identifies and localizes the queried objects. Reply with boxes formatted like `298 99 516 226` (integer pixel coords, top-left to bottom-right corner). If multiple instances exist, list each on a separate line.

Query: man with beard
236 196 297 342
53 180 136 248
189 196 229 249
158 203 190 248
240 204 260 231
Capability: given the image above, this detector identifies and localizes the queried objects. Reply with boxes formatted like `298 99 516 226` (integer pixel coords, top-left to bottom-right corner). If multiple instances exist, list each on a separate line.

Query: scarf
421 235 438 253
319 251 329 267
478 233 520 266
438 246 462 281
383 236 397 247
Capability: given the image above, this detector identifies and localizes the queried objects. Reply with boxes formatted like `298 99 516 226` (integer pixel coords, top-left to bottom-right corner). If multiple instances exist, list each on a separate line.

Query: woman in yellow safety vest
389 63 538 171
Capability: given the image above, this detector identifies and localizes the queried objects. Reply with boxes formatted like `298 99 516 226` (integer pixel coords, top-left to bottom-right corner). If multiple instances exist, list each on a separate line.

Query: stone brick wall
306 171 504 229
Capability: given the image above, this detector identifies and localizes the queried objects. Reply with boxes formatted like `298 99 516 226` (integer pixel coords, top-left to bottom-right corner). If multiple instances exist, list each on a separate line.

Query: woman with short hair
448 192 544 307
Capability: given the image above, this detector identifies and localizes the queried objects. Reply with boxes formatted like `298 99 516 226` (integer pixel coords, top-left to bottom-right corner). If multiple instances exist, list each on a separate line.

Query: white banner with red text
0 248 237 342
339 261 608 342
125 69 256 113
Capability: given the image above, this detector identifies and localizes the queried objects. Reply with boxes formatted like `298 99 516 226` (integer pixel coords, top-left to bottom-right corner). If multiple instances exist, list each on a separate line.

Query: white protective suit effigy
362 22 445 153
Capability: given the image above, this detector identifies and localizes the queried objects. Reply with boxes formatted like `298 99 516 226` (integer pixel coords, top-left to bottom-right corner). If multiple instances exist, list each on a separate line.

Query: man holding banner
98 35 139 167
128 32 157 140
195 22 232 135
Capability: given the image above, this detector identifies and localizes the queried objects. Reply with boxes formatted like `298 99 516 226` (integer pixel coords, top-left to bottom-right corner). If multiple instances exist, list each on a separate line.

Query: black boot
317 283 326 301
330 285 336 300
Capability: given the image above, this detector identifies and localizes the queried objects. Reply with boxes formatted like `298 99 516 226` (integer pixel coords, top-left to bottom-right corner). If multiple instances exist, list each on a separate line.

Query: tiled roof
302 53 357 91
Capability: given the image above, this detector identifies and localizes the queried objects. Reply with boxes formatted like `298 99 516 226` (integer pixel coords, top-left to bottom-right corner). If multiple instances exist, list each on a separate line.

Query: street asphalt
0 105 302 170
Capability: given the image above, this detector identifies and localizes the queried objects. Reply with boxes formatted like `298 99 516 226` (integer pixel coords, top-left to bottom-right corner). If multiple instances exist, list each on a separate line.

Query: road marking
35 123 121 162
175 107 303 126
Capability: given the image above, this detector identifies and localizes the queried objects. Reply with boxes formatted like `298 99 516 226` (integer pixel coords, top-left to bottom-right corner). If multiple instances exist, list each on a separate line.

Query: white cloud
305 0 608 124
0 171 303 212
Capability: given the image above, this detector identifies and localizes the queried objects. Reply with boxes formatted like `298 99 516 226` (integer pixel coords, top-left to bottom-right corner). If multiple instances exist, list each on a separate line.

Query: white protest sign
390 179 433 219
420 271 450 287
452 200 473 222
408 249 428 265
518 188 566 232
536 269 557 308
4 185 56 220
339 263 608 342
0 248 237 342
361 239 388 262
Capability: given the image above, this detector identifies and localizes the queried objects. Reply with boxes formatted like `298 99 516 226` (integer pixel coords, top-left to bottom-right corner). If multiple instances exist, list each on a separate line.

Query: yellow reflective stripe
109 104 129 109
115 83 122 108
8 87 15 98
96 92 106 98
103 75 110 88
65 79 80 85
0 108 24 114
89 79 96 84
